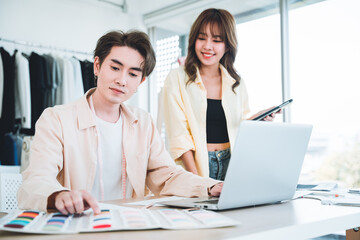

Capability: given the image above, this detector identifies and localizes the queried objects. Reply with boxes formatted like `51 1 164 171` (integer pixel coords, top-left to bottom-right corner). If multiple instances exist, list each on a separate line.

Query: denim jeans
208 148 231 181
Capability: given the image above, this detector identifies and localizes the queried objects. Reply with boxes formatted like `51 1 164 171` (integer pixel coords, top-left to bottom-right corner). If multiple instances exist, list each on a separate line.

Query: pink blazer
18 89 218 212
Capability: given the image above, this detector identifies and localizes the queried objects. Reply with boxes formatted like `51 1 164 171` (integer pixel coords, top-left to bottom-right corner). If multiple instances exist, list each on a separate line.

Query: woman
161 8 278 180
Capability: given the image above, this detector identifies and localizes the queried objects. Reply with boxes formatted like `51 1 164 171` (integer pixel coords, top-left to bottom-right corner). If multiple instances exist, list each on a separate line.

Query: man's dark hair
93 30 156 84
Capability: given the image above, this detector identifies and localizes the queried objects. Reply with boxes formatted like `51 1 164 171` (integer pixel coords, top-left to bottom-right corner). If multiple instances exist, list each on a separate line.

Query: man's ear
94 56 100 76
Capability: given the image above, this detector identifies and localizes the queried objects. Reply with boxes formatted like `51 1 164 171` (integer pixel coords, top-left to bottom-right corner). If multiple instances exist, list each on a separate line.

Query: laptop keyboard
195 199 219 204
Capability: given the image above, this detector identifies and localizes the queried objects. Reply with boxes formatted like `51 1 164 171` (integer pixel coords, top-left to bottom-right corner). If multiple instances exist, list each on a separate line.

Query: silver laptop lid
218 121 312 209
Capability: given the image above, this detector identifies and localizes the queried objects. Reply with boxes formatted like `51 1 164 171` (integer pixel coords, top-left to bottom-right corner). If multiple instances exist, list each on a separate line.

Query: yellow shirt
160 65 250 177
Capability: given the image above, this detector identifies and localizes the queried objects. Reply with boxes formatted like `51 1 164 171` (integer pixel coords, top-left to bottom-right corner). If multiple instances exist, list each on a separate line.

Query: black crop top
206 99 229 143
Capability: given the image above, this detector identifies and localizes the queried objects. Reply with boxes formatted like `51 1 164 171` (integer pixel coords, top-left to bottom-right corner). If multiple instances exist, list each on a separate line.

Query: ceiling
139 0 324 35
94 0 324 35
142 0 279 34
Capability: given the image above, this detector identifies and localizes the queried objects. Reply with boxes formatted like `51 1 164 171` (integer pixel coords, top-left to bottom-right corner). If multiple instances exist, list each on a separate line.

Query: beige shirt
18 89 218 212
160 65 250 177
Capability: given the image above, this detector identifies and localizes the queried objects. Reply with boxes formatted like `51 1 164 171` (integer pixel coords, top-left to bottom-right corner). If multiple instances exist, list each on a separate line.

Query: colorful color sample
158 209 194 228
92 209 112 229
187 209 225 225
4 211 40 229
122 209 148 228
42 213 70 231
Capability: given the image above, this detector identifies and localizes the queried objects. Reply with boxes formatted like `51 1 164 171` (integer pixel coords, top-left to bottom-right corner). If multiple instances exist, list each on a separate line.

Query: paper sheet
125 196 188 207
0 204 239 234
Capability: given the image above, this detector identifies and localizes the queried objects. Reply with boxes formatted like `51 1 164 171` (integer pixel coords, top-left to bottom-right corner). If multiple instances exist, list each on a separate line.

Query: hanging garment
27 52 47 135
57 57 74 104
14 51 31 129
0 53 4 118
51 55 61 106
69 57 84 101
43 54 59 107
0 133 22 166
54 55 64 105
80 60 95 92
0 47 15 135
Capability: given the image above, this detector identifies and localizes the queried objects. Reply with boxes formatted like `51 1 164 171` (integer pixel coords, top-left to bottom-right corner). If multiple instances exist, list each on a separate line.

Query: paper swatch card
155 208 237 229
0 211 77 234
0 206 239 234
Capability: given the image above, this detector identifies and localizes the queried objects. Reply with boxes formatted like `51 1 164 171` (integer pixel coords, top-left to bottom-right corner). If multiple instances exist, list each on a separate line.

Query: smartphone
252 99 293 121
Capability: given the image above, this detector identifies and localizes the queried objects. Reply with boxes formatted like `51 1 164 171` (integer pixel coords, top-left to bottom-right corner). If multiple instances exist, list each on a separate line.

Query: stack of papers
299 191 360 207
297 182 338 191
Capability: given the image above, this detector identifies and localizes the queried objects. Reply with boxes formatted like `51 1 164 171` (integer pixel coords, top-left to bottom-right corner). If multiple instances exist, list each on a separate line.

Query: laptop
162 120 313 210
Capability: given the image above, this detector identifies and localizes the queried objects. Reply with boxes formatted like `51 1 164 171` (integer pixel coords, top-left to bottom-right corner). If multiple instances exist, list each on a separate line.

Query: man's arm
18 108 69 212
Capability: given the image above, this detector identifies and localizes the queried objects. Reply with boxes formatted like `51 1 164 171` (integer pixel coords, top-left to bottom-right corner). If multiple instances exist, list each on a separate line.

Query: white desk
1 198 360 240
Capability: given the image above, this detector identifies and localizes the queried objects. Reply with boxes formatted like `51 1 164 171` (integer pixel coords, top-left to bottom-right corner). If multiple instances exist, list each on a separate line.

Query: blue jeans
208 148 231 181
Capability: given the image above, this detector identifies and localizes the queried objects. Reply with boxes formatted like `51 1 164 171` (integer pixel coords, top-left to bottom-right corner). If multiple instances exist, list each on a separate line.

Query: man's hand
51 190 100 215
209 182 223 197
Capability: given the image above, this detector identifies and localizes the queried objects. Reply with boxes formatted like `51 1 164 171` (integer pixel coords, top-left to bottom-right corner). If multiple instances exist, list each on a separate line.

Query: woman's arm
161 70 196 163
146 116 219 198
180 150 198 175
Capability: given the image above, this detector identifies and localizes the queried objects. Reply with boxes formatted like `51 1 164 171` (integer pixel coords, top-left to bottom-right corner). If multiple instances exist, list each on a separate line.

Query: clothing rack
0 37 93 56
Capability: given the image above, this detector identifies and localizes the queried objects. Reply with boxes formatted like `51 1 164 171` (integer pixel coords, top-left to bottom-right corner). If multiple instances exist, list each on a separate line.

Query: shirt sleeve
161 69 195 160
17 108 69 212
145 114 219 197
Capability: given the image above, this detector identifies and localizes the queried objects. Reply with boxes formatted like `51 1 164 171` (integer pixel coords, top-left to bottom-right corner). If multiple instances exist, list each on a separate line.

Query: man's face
94 46 145 104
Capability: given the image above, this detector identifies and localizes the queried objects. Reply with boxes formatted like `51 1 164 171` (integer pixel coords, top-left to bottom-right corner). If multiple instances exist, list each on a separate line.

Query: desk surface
1 198 360 240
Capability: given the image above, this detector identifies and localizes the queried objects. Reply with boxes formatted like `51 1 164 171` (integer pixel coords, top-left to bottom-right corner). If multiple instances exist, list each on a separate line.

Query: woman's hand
248 106 282 121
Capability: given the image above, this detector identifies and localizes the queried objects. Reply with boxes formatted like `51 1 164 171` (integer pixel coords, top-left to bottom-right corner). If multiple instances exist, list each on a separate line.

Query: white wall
0 0 149 110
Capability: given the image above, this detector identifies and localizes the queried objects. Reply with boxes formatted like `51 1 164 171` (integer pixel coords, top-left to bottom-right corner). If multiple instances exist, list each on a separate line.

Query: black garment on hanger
0 132 22 165
23 52 47 136
0 47 15 135
0 47 16 165
43 54 57 107
80 60 95 92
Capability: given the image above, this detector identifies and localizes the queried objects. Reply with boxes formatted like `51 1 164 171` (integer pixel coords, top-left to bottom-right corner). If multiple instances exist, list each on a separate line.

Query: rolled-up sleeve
162 71 195 160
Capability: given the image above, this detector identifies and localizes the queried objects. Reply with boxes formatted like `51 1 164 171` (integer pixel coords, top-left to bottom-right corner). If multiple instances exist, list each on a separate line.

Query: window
155 35 180 94
235 13 282 120
155 35 180 140
289 0 360 186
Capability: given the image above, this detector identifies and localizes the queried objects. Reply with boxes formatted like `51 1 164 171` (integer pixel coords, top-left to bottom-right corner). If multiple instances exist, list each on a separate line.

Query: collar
219 64 237 86
77 88 138 130
194 66 203 85
193 64 236 86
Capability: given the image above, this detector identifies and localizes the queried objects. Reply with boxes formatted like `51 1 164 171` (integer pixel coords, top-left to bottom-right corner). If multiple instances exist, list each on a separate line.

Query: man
18 30 222 215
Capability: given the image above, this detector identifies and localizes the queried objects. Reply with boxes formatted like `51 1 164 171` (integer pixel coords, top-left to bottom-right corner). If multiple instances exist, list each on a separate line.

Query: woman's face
195 23 226 69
